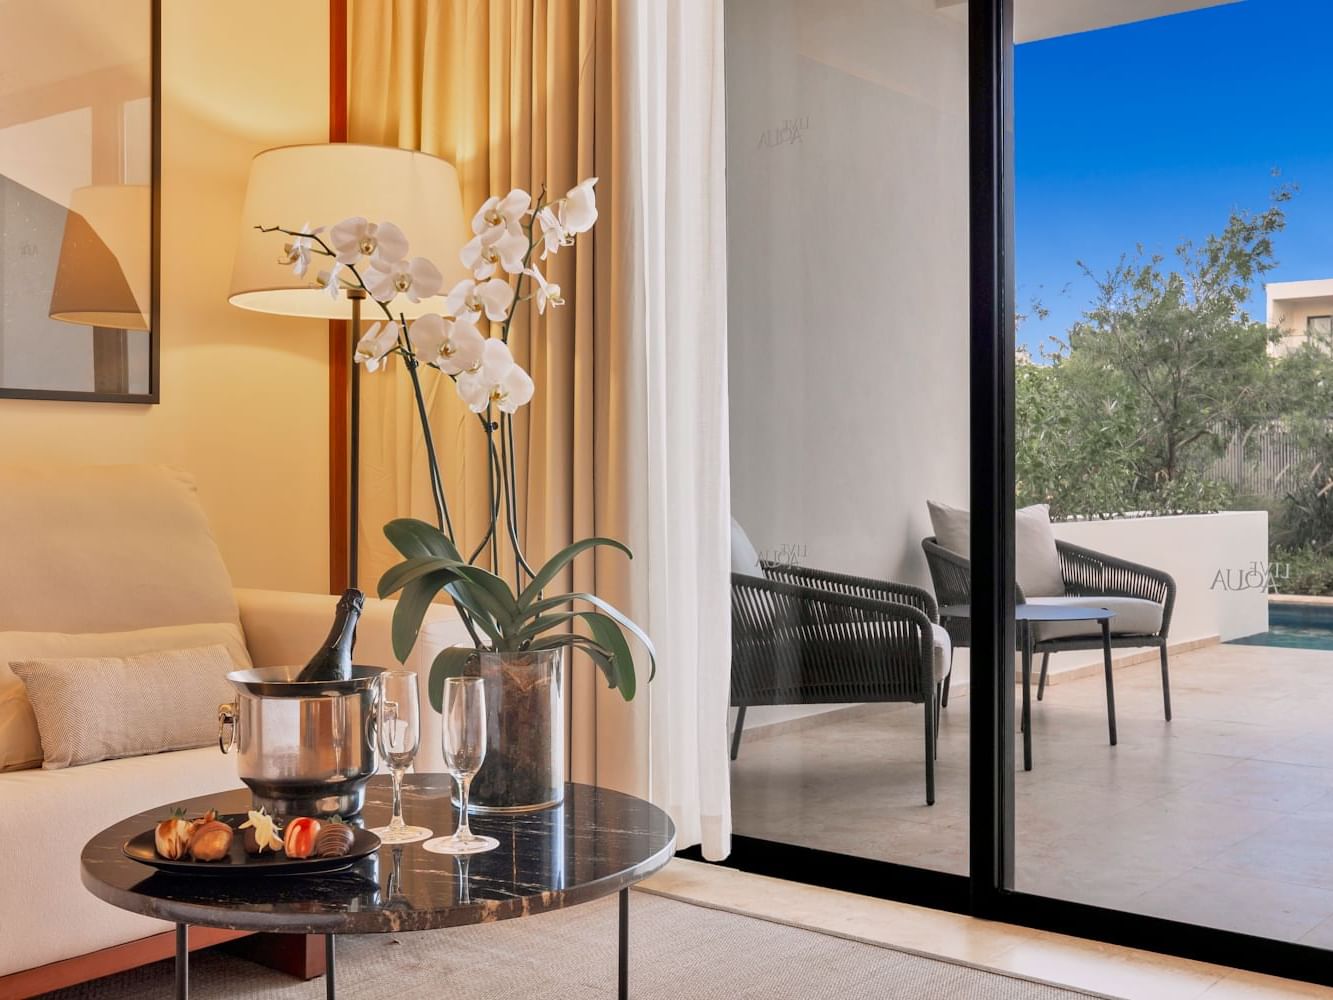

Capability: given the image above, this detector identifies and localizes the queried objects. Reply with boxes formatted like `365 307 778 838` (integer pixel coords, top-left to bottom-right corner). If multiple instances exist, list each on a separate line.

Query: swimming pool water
1229 603 1333 651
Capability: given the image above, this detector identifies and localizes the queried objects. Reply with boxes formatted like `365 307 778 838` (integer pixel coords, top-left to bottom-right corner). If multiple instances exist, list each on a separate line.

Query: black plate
123 814 380 876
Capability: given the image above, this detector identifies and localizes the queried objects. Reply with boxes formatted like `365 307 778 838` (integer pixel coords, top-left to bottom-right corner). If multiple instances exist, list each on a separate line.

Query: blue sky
1015 0 1333 355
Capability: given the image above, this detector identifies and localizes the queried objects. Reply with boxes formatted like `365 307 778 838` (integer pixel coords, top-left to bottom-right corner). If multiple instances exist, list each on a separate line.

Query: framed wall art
0 0 159 403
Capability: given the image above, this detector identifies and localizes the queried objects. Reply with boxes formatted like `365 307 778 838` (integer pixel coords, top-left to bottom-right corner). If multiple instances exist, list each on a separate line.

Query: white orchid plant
259 178 653 710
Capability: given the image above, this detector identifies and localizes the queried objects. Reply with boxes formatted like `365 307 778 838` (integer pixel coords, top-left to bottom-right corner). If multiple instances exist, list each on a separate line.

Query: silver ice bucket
217 665 385 817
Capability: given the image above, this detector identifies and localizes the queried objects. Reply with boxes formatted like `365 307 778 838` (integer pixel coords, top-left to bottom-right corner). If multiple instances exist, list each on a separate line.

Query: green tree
1269 325 1333 551
1016 194 1291 518
1063 192 1288 483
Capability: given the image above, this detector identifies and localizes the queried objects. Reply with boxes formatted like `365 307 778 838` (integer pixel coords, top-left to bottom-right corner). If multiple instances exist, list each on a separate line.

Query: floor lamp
227 143 465 590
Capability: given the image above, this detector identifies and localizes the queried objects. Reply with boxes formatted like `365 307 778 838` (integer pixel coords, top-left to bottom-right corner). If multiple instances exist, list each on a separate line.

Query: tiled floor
641 860 1333 999
730 642 1333 946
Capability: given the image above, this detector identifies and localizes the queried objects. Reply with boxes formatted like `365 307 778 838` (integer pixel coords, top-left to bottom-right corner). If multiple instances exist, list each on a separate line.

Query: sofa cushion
928 500 1066 598
13 644 237 769
0 465 241 634
0 622 251 772
1025 596 1164 641
0 747 243 977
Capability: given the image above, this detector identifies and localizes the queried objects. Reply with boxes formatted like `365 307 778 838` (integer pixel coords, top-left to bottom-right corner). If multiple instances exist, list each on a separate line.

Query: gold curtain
348 0 645 792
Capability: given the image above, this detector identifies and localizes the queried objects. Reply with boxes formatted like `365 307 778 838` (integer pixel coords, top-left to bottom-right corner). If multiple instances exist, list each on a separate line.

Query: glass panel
1014 0 1333 945
725 0 971 873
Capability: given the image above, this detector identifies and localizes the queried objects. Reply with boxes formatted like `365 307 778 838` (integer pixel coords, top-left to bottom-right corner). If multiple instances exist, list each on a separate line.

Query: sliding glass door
1011 0 1333 956
725 0 974 877
721 0 1333 989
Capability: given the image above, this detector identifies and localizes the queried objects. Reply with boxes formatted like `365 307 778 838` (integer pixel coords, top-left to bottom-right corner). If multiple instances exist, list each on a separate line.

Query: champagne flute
424 677 499 855
370 670 433 844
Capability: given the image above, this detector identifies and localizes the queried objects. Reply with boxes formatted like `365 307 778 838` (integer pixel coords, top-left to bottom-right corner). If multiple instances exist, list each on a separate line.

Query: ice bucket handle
218 702 238 754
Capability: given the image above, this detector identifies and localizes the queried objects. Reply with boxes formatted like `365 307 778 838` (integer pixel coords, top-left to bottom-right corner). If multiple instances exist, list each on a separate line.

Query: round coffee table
81 776 676 999
940 603 1118 771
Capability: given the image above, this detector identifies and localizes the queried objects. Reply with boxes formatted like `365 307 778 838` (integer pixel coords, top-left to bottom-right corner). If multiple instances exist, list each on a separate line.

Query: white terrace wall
1052 510 1269 647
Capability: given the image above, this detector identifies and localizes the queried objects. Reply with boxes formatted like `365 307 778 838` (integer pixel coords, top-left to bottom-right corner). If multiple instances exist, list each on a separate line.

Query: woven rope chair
921 536 1175 718
731 562 946 805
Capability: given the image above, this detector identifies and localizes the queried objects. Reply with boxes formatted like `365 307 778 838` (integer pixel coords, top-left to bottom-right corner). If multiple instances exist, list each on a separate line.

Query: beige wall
0 1 330 592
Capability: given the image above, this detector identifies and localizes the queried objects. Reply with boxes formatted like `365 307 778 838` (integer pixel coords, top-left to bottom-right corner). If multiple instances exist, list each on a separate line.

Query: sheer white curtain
347 0 732 860
618 0 733 860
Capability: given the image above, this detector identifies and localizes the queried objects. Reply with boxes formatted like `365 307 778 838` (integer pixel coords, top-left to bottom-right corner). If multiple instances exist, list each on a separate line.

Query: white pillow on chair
927 501 1066 597
730 518 763 577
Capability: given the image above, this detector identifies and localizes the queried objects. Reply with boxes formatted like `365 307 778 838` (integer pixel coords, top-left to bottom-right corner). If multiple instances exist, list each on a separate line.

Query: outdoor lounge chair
922 530 1175 719
730 520 952 805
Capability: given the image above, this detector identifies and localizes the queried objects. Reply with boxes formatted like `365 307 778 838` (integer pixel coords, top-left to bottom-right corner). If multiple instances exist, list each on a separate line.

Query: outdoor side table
81 776 676 1000
940 603 1118 770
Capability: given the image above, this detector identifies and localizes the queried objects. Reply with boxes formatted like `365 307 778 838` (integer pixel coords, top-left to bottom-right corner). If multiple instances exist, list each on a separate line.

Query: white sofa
0 466 466 987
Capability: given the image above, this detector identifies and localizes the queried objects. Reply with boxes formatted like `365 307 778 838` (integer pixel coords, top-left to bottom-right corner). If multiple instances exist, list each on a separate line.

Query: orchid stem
501 413 536 582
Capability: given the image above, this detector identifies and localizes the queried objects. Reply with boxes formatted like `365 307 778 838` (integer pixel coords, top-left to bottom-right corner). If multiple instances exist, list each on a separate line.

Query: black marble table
81 776 676 1000
939 603 1119 770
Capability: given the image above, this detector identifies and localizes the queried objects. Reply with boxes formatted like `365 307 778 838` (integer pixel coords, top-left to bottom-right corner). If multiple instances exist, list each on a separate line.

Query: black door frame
697 0 1333 988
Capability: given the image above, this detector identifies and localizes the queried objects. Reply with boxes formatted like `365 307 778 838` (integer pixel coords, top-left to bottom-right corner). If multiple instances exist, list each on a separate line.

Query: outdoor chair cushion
928 500 1066 598
730 517 763 576
1024 596 1164 641
930 623 953 682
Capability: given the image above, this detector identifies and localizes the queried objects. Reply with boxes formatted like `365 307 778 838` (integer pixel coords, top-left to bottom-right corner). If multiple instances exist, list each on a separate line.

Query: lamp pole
347 287 365 590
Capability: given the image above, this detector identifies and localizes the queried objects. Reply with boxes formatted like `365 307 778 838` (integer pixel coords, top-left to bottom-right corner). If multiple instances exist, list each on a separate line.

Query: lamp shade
48 185 151 331
228 143 468 320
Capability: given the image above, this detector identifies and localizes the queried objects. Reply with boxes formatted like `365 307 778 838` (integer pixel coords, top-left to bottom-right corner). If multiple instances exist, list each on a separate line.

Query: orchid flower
535 205 570 259
353 322 398 373
408 314 486 375
560 178 598 234
365 255 445 304
471 189 531 247
460 226 528 280
329 217 409 265
445 278 514 326
282 223 323 278
456 338 535 414
317 262 346 300
527 265 564 314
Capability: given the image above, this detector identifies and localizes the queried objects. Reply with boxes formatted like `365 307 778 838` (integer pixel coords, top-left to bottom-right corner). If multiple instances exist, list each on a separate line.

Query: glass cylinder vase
468 647 565 813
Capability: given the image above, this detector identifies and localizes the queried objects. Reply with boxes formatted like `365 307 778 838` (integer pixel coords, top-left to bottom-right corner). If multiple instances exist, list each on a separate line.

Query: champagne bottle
295 589 365 682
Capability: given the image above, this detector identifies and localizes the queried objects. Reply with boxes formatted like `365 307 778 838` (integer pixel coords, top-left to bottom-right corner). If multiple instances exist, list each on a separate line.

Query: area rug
41 893 1104 999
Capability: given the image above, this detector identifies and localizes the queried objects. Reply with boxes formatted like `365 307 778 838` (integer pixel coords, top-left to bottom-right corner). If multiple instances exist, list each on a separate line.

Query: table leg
174 924 188 1000
619 887 629 999
1021 622 1033 771
1102 619 1117 746
326 934 336 1000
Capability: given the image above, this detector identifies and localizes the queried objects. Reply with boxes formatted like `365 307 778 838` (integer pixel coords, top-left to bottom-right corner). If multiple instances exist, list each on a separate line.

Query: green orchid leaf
514 591 656 683
377 556 460 599
448 564 521 625
522 593 581 617
384 519 515 620
511 611 583 643
384 518 457 560
392 571 452 663
577 611 637 701
531 634 619 691
516 538 632 610
427 646 478 713
575 593 657 681
440 581 503 645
